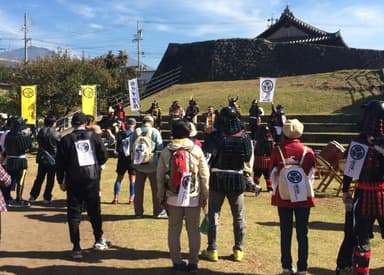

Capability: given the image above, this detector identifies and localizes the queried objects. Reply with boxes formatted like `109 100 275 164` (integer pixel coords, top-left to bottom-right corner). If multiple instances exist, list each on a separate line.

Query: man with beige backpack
269 119 316 275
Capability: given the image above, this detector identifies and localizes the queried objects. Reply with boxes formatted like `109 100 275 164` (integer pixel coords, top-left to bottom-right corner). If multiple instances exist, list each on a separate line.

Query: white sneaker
93 239 112 250
156 209 168 218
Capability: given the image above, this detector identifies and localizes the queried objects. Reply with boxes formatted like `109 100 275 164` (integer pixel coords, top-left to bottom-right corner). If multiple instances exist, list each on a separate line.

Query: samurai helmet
359 99 384 138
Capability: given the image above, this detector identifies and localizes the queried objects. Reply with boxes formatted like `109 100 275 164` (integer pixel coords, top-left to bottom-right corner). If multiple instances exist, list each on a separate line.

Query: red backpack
169 147 193 190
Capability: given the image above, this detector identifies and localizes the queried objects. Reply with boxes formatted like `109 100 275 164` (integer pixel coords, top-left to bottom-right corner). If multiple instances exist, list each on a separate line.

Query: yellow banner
21 85 37 125
81 85 97 117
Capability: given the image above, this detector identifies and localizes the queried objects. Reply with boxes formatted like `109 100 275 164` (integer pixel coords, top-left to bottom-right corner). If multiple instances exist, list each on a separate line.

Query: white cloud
56 0 97 19
89 23 103 29
70 4 97 19
155 24 171 32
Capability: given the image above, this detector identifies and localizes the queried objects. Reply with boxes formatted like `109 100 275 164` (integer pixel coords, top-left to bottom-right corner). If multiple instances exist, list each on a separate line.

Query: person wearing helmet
269 102 286 145
248 100 264 140
185 98 200 124
114 100 126 132
142 100 162 129
337 100 384 275
201 106 253 262
252 125 274 193
2 116 32 207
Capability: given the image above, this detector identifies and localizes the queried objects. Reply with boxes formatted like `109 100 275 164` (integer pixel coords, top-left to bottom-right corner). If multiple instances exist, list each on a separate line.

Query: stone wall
153 38 384 83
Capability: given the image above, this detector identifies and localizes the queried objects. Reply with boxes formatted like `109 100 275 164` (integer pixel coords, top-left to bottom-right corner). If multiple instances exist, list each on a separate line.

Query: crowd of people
0 97 383 275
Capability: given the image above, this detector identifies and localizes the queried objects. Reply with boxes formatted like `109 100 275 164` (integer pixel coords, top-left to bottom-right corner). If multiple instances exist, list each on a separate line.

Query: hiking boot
172 261 187 271
188 263 199 273
8 200 30 208
94 239 112 250
43 199 52 205
233 249 244 261
72 249 83 259
201 249 218 261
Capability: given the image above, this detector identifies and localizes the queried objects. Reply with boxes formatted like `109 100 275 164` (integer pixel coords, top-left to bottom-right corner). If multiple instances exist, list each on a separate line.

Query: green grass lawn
127 69 384 117
95 157 384 275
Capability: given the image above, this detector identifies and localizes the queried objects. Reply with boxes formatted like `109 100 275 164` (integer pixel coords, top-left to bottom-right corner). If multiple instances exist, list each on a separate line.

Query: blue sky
0 0 383 69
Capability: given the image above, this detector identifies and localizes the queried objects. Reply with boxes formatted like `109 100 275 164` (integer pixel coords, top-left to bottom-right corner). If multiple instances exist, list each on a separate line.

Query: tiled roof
257 6 347 47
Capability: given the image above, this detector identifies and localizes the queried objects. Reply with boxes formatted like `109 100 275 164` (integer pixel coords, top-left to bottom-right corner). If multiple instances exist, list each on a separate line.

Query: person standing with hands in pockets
56 112 110 259
270 119 316 275
157 120 209 272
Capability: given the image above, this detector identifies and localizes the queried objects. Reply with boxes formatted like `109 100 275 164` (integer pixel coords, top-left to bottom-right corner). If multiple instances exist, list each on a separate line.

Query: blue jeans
278 207 310 271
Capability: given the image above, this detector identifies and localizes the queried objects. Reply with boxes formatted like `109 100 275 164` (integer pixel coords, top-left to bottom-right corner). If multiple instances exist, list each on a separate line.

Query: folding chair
315 141 345 195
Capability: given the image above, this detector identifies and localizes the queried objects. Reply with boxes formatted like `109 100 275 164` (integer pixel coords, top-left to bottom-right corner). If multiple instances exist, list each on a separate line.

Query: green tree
1 50 137 120
92 50 137 107
4 50 115 118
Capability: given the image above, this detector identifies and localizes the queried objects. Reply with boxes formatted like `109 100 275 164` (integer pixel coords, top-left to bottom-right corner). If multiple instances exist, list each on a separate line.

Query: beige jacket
157 138 209 204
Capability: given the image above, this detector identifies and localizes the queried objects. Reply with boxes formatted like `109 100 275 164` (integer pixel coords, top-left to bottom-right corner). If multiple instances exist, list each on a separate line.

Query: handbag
37 148 56 167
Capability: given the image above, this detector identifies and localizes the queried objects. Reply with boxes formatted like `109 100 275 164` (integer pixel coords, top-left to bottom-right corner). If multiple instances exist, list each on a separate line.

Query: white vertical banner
343 141 369 179
259 77 276 102
128 78 141 112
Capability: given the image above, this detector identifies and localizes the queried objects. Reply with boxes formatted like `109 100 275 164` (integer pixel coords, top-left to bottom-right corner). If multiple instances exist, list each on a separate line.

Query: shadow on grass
23 212 166 223
256 221 381 233
0 245 169 263
0 265 248 275
310 266 384 275
7 199 67 213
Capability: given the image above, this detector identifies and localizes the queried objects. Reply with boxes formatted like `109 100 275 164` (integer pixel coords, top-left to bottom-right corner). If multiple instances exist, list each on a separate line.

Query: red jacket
270 138 316 208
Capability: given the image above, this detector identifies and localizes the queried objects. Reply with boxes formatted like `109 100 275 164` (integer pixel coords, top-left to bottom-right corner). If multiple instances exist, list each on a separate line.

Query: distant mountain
0 46 53 61
0 46 155 70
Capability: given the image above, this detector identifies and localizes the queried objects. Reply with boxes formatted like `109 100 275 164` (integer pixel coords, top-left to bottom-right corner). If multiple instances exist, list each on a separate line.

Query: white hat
283 119 304 139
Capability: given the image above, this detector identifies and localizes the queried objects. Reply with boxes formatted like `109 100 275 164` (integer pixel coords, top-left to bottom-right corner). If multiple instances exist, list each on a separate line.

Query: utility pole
23 13 31 64
133 20 143 73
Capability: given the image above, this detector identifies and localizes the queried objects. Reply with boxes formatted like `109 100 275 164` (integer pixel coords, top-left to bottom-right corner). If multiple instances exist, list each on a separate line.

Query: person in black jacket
2 116 32 207
28 115 61 204
56 112 110 259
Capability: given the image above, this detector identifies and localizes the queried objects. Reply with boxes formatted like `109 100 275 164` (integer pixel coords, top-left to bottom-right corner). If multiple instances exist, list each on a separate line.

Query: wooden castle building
257 6 347 47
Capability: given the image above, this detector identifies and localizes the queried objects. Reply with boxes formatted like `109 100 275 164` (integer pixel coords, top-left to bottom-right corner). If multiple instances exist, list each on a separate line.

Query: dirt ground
0 156 249 275
3 156 384 275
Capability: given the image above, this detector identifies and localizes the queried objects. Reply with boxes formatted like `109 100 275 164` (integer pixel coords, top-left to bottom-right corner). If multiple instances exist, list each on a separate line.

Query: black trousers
66 181 103 246
30 164 56 201
2 169 26 203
